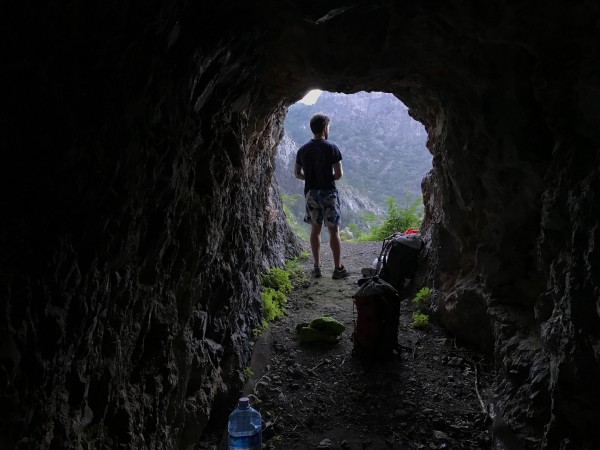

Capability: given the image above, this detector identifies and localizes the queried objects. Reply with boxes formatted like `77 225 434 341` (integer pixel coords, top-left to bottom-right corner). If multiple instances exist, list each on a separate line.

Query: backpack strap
377 235 396 276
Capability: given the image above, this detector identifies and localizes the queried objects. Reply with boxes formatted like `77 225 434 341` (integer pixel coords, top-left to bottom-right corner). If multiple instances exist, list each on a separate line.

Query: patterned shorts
304 189 341 227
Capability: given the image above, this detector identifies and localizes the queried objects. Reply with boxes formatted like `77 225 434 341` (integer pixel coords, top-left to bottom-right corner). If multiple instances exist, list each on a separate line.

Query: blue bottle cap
238 397 250 408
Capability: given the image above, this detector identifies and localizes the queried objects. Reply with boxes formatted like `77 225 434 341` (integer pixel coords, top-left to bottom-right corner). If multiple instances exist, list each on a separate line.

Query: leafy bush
261 267 292 294
356 194 423 242
410 311 430 329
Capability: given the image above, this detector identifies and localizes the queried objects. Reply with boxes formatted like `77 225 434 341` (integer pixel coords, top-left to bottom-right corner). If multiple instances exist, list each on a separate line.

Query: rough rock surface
1 1 599 449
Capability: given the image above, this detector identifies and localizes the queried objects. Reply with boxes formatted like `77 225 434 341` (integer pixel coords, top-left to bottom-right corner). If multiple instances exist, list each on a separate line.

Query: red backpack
352 276 400 360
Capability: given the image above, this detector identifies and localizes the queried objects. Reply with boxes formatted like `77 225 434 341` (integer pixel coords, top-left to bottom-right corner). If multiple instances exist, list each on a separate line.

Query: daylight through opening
277 90 432 242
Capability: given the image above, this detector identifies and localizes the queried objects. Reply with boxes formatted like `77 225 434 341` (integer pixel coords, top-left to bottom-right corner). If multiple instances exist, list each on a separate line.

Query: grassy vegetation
282 193 309 240
410 287 432 329
353 194 423 242
284 251 310 284
282 190 423 244
254 252 310 336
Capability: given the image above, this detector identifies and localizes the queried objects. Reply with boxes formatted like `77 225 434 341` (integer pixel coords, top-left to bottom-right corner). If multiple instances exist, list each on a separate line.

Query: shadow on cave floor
212 241 495 450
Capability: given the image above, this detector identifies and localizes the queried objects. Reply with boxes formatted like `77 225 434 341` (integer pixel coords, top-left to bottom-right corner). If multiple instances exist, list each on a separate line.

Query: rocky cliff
1 1 599 449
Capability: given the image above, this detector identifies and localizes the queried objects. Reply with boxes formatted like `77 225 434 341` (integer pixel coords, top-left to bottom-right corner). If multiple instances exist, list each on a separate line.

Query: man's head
310 112 330 136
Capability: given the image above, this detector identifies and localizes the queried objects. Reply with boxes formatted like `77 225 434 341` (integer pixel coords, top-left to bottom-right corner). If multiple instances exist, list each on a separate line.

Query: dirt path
226 241 494 450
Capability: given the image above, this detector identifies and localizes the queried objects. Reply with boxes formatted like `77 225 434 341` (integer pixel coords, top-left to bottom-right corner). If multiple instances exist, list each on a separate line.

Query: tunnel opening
1 1 600 449
276 89 432 243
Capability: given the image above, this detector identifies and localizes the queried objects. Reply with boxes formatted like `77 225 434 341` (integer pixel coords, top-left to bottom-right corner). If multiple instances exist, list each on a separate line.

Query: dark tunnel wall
1 1 600 449
1 2 300 449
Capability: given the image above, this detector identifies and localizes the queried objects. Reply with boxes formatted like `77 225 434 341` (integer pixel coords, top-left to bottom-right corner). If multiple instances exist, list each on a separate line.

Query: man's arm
294 163 305 180
332 161 343 181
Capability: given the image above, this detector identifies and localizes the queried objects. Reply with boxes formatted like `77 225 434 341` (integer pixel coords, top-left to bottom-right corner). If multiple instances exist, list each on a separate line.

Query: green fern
410 311 430 328
412 287 431 307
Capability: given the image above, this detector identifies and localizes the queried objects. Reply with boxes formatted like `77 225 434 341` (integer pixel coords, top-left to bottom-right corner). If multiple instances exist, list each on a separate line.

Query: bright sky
299 89 323 105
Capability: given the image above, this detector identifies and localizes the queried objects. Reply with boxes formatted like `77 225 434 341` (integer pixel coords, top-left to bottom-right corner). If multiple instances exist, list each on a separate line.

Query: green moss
261 287 287 322
258 255 309 332
261 267 292 294
284 253 309 284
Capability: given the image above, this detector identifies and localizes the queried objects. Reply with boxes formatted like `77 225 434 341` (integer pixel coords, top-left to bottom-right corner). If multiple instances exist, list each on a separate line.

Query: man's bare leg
328 225 342 268
310 223 323 267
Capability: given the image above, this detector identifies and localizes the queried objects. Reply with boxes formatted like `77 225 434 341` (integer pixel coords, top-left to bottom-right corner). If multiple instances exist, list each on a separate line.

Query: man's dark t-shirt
295 139 343 195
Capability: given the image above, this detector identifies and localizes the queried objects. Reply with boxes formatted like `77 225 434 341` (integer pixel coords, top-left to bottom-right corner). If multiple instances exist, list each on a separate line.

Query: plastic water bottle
228 397 262 450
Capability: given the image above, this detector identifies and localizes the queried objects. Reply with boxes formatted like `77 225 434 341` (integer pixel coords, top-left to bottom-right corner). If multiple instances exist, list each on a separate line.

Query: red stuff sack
352 276 400 360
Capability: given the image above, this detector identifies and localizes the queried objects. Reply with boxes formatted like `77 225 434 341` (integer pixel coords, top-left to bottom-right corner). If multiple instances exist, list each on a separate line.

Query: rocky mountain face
2 1 600 449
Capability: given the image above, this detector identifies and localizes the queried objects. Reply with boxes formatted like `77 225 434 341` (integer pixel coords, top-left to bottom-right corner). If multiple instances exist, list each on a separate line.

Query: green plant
284 254 307 279
357 194 423 242
261 267 292 294
258 255 309 333
252 321 267 337
297 250 310 259
412 287 431 307
282 193 309 240
244 367 255 378
361 211 379 225
348 223 360 235
410 311 430 328
261 288 287 322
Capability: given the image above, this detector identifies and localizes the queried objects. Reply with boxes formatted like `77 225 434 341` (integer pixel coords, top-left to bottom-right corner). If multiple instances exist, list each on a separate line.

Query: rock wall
1 1 599 449
1 2 299 449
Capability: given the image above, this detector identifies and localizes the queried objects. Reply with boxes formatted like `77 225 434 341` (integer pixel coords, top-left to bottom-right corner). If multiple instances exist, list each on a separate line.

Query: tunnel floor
209 241 494 450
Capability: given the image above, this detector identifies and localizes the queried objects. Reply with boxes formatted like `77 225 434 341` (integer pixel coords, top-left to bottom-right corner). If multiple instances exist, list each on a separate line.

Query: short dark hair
310 112 330 134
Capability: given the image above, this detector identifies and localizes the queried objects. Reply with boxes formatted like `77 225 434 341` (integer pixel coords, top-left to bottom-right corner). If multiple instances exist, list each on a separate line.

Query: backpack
380 232 423 292
352 276 401 360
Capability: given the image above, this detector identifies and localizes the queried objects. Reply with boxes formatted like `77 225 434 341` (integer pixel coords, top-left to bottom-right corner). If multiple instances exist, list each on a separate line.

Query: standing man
294 112 350 279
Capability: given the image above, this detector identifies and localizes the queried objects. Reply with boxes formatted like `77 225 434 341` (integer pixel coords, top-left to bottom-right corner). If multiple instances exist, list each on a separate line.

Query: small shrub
244 367 254 378
357 194 423 242
410 311 430 328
